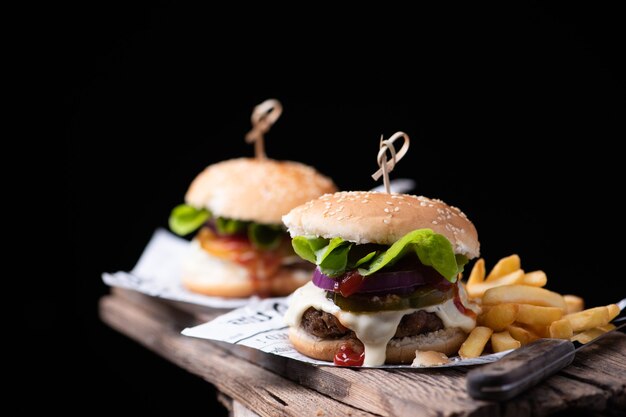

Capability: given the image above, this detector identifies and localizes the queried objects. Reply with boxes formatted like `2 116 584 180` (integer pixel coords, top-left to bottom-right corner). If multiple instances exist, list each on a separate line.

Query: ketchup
333 343 365 367
334 270 365 297
453 284 477 318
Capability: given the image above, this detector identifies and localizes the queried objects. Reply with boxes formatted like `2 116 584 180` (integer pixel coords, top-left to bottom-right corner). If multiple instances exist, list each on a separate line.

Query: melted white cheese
284 282 479 366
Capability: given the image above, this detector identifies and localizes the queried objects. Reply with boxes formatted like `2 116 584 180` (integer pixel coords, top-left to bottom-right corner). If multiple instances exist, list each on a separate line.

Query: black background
68 3 624 414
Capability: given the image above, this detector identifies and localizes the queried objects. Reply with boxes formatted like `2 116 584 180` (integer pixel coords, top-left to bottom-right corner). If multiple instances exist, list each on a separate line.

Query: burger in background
169 100 337 298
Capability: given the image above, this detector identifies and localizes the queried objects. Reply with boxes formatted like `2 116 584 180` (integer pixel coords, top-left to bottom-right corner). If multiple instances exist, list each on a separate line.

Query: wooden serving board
99 288 626 417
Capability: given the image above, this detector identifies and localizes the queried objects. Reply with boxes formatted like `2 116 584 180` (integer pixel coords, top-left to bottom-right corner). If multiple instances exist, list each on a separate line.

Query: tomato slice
198 227 254 259
197 227 283 290
334 270 365 297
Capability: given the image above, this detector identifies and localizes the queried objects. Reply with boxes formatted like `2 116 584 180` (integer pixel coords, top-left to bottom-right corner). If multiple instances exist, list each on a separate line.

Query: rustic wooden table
99 288 626 417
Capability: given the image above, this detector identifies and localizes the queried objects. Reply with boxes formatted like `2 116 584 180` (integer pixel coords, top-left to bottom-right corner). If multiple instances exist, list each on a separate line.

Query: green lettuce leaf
292 236 334 264
292 236 353 276
248 223 284 250
315 238 353 276
169 204 211 236
360 229 458 281
215 217 247 235
290 229 464 282
352 251 377 268
455 254 469 275
169 203 287 250
315 237 351 264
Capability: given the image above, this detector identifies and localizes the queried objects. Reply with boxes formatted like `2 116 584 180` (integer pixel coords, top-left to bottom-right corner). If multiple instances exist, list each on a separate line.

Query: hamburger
169 158 337 298
282 191 480 366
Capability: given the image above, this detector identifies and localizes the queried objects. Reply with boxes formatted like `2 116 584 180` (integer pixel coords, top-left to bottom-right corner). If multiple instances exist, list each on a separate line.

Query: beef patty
300 307 444 339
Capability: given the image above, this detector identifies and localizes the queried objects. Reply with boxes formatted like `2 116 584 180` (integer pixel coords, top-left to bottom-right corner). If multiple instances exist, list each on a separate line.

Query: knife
466 297 626 401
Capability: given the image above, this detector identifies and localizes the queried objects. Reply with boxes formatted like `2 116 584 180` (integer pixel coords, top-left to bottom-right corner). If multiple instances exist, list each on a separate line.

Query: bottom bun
288 326 467 364
181 239 310 297
183 267 309 298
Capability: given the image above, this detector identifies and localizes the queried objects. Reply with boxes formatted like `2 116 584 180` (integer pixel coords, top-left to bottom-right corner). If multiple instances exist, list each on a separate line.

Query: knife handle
466 338 575 401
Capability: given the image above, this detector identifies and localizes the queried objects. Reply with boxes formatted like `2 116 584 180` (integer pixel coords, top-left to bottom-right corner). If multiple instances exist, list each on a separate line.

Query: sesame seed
387 213 393 218
386 202 393 205
420 202 427 207
384 208 390 213
394 207 400 212
361 200 369 204
383 219 390 224
432 220 438 224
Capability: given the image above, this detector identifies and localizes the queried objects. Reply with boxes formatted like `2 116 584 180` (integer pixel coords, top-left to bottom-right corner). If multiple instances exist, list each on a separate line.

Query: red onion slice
312 267 434 294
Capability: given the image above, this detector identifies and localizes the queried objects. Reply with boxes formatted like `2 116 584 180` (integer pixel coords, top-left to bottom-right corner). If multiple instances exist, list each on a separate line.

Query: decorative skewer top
245 99 283 160
371 131 410 194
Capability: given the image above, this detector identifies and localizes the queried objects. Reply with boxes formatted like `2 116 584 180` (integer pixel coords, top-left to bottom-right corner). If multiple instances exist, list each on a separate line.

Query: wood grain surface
100 289 626 417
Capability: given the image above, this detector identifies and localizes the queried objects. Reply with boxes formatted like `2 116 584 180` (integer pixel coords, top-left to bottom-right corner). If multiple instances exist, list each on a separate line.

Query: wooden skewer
371 131 410 193
245 99 283 160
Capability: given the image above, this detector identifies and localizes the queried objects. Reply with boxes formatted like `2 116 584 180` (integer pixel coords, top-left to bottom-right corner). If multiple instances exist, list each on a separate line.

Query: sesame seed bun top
185 158 337 225
282 191 479 258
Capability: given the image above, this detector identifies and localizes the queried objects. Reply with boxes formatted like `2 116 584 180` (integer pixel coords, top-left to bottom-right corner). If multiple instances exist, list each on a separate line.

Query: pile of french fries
458 255 620 359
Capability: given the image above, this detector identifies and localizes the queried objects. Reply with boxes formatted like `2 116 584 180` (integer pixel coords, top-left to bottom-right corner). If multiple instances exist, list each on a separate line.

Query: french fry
549 319 573 339
516 304 563 326
466 270 525 298
607 304 620 321
482 285 567 310
461 254 612 357
572 328 604 344
598 323 617 332
459 326 493 359
467 258 485 285
478 303 518 331
570 324 615 344
564 307 610 332
564 295 584 314
520 323 550 338
491 330 521 352
486 254 520 281
507 324 539 345
522 271 547 287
